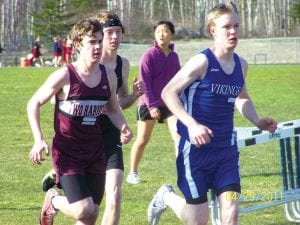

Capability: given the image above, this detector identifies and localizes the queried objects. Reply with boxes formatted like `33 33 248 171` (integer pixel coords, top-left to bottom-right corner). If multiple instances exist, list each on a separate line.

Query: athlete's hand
149 107 161 120
120 124 133 144
132 77 144 97
256 118 277 133
188 122 214 147
29 139 49 165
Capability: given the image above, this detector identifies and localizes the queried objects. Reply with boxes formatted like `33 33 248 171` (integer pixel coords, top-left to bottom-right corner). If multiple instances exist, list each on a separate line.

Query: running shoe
40 188 59 225
126 171 141 184
147 184 174 225
42 169 56 192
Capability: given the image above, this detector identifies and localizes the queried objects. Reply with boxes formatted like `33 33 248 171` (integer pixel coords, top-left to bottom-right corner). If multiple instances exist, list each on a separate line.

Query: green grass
0 64 299 225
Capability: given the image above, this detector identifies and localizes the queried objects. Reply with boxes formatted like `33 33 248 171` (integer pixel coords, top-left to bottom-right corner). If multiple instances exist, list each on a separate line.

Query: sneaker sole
42 169 56 192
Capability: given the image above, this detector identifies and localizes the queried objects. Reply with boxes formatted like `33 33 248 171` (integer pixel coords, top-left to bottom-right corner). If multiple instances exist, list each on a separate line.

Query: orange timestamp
226 190 283 202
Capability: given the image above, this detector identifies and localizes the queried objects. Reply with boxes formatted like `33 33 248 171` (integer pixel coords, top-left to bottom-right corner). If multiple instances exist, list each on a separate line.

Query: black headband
101 19 123 28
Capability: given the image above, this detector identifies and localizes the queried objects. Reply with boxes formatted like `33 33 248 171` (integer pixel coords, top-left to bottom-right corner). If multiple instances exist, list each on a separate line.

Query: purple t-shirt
139 41 180 109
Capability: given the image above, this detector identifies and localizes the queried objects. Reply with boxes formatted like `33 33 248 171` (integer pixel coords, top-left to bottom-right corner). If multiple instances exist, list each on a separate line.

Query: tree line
0 0 299 52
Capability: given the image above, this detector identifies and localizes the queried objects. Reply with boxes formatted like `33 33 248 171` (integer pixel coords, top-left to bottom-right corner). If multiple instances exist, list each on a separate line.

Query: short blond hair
206 2 238 36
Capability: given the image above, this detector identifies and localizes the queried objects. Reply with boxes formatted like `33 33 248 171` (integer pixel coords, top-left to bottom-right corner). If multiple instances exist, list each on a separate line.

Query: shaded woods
0 0 299 52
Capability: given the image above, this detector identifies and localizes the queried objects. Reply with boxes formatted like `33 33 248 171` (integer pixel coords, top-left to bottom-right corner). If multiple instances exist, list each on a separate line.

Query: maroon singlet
52 64 111 181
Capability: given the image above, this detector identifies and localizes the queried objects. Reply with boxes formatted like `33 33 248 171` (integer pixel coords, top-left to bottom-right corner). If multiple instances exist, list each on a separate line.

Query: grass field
0 64 299 225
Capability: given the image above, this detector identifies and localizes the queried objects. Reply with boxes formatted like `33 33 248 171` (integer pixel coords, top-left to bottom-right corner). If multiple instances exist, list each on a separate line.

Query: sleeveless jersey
177 48 244 147
52 64 111 176
99 55 123 138
115 55 123 91
54 64 111 141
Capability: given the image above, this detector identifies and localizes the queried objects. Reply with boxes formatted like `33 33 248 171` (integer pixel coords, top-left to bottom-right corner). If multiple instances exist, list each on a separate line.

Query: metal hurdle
209 119 300 225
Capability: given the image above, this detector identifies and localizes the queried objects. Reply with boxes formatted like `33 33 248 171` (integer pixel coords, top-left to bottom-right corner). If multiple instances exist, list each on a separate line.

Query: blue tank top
177 48 244 147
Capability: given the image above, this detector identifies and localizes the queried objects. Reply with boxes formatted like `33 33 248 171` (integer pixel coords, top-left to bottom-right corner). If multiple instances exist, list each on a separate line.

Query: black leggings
60 173 105 204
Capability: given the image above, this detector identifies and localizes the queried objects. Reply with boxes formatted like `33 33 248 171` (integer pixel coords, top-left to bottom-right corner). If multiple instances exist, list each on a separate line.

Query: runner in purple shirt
126 20 180 184
139 41 180 109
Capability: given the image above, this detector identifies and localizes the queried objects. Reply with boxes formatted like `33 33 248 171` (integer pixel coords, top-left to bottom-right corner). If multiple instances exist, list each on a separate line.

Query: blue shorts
177 138 241 204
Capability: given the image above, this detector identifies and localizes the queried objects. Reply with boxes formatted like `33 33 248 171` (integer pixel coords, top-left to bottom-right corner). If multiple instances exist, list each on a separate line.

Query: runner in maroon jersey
27 19 132 225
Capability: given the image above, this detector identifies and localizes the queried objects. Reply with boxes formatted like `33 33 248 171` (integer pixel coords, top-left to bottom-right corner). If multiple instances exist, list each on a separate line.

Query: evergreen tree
291 1 300 19
30 0 103 39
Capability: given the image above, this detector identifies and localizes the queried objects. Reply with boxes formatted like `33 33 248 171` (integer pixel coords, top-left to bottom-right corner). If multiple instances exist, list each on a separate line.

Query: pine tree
30 0 103 38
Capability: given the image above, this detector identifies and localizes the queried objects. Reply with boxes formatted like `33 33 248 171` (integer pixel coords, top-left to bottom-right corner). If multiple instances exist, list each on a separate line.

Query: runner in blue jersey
147 2 277 225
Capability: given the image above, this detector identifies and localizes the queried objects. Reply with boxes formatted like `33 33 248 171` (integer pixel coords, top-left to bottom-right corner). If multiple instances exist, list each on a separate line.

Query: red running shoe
40 188 59 225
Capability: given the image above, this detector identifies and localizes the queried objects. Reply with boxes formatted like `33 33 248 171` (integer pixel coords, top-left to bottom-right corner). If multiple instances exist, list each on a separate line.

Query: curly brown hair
70 19 103 47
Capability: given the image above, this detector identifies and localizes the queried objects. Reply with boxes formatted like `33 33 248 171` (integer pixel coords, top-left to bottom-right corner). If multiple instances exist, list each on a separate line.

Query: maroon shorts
53 52 62 57
32 49 40 58
51 136 106 185
66 47 73 55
